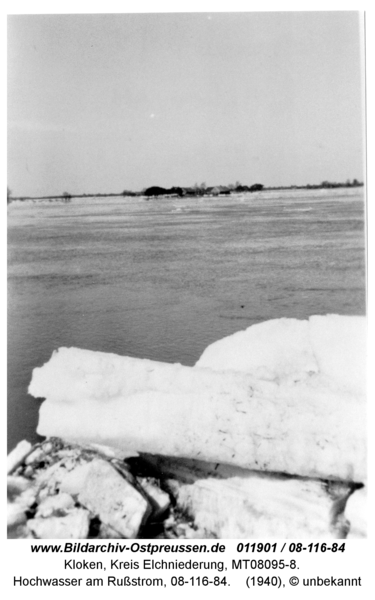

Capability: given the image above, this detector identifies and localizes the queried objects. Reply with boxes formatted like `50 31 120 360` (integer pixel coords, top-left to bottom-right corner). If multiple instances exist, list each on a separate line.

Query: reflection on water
7 188 366 450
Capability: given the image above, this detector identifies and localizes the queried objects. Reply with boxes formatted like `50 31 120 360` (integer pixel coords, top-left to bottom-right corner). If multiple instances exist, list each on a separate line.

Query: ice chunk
137 478 171 519
346 486 366 538
7 440 32 474
74 459 151 538
309 315 366 394
143 455 351 538
170 475 339 539
27 509 90 539
36 493 75 518
29 316 366 483
7 476 30 499
197 318 318 383
197 315 366 394
7 503 27 529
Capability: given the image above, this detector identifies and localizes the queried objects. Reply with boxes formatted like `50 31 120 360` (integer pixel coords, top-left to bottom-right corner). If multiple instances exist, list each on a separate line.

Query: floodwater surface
7 188 366 450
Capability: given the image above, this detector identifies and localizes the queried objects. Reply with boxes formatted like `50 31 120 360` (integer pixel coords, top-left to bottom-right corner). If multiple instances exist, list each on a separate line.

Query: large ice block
29 315 366 482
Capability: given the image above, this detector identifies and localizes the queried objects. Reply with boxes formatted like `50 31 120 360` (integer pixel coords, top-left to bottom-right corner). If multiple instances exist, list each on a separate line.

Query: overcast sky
8 12 365 196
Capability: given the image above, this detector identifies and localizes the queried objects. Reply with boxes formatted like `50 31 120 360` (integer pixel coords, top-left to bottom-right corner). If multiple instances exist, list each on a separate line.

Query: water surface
7 188 366 450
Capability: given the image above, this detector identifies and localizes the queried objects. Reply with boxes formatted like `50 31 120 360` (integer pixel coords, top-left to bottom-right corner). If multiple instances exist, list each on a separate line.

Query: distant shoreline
7 181 364 204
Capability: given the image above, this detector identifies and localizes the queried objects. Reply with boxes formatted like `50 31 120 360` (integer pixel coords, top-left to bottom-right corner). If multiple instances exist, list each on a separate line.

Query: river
7 187 366 451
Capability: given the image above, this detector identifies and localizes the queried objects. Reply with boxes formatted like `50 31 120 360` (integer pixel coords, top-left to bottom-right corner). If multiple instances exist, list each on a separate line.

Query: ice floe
28 315 366 483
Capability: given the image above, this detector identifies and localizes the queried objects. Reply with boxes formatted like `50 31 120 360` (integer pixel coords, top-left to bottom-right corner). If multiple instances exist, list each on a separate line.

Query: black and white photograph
7 10 367 543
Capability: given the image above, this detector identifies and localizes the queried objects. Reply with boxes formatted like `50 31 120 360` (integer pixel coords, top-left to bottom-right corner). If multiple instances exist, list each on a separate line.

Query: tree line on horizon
7 179 364 203
122 178 363 198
